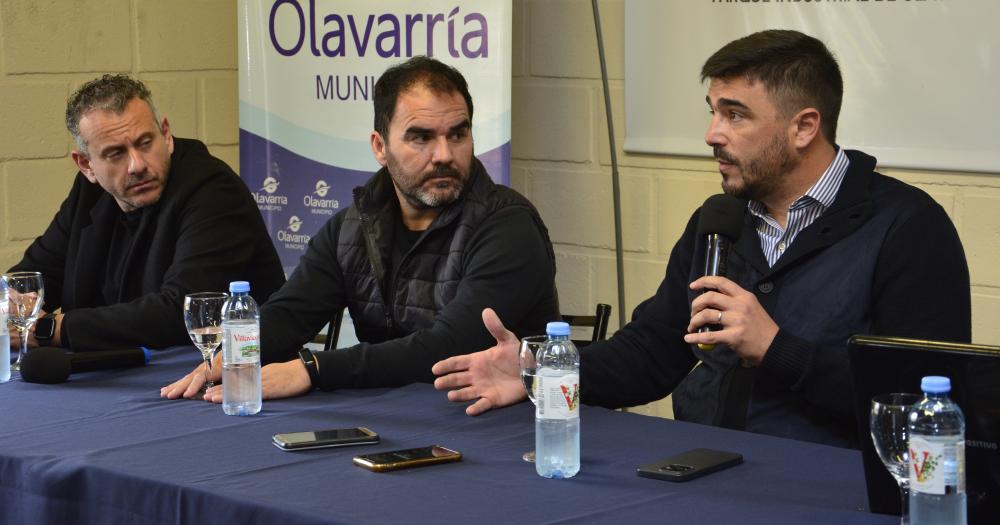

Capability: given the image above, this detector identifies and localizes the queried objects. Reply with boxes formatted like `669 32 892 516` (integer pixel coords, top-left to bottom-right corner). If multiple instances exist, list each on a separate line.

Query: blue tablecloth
0 346 895 524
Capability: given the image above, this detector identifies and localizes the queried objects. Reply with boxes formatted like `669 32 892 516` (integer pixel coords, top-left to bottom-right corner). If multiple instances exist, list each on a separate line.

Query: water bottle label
909 436 965 495
226 325 260 364
535 373 579 420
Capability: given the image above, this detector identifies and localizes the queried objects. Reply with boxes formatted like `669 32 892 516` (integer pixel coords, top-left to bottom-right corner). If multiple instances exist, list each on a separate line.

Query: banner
624 0 1000 174
239 0 512 273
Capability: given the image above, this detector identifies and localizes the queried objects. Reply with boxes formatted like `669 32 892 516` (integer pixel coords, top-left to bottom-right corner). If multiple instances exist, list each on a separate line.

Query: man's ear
791 107 822 149
160 117 174 154
370 131 388 167
71 150 97 183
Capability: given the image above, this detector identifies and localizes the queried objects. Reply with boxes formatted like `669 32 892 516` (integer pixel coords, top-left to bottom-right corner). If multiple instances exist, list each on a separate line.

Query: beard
386 153 468 210
715 133 797 203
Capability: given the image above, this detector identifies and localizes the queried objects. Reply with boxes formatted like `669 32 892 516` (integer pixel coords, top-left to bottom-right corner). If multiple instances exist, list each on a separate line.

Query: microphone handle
698 234 729 350
71 348 149 373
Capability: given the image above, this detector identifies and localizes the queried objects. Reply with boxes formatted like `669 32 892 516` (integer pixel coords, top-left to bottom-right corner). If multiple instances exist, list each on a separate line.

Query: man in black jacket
8 75 285 352
162 57 558 401
432 30 971 447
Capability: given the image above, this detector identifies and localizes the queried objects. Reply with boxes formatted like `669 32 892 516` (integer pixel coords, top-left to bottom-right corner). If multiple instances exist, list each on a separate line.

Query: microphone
19 346 151 384
695 194 746 351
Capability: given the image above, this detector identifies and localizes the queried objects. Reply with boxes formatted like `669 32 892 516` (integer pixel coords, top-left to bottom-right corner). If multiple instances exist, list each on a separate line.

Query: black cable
592 0 626 329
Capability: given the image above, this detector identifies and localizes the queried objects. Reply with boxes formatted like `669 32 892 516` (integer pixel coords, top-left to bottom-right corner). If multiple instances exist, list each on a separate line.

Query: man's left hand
683 275 778 365
203 359 312 403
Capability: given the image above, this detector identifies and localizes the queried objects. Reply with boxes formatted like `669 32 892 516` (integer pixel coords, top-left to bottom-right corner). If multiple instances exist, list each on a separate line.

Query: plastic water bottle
0 278 10 383
908 376 966 524
221 281 261 415
535 321 580 479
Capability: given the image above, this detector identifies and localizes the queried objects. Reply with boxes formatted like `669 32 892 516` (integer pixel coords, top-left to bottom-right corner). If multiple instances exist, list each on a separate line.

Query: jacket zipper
359 212 394 334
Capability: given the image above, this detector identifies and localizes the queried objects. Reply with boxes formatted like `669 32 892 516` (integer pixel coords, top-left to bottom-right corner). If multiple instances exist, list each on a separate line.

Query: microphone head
696 194 746 239
19 347 72 384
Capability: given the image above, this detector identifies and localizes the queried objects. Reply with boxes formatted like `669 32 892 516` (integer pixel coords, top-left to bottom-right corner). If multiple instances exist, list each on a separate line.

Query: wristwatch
35 314 57 345
298 347 320 389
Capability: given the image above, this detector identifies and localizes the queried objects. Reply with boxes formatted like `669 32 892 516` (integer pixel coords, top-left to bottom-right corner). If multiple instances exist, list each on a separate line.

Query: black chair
311 309 345 351
562 303 612 347
312 304 613 351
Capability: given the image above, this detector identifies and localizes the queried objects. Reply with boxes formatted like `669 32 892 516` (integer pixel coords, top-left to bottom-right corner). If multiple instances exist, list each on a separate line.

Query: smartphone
353 445 462 472
637 448 743 482
272 427 379 451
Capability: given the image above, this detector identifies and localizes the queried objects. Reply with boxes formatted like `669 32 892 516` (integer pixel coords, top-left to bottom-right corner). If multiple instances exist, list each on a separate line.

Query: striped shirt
748 147 849 267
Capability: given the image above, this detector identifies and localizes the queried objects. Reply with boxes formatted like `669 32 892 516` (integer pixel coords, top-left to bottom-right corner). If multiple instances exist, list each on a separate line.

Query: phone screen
272 427 378 450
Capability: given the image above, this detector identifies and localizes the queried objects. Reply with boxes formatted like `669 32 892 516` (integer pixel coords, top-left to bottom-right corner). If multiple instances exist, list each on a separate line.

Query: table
0 346 894 524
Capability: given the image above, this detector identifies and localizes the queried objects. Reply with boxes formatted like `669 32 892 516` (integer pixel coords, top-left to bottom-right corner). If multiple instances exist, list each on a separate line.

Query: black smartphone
637 448 743 482
353 445 462 472
272 427 379 451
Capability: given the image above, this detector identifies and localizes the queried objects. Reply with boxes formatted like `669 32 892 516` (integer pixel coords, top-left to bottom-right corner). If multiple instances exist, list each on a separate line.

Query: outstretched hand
432 308 525 416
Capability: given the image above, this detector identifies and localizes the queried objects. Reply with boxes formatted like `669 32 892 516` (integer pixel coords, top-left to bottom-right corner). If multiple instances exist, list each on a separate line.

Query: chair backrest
561 303 612 347
310 309 345 352
314 305 612 351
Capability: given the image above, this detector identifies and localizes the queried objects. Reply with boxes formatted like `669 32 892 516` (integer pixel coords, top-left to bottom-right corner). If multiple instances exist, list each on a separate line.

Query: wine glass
871 392 921 524
519 334 548 463
183 292 227 393
3 272 45 373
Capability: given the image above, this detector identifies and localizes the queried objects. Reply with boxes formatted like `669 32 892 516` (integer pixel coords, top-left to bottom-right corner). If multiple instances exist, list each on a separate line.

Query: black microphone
695 194 746 351
20 346 151 384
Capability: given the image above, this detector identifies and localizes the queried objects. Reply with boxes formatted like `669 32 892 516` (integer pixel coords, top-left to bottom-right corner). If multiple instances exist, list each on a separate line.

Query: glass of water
3 272 45 373
183 292 227 393
518 334 548 462
871 392 922 524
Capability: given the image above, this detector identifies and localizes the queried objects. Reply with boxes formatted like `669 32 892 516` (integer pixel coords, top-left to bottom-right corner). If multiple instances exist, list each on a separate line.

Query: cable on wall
591 0 626 329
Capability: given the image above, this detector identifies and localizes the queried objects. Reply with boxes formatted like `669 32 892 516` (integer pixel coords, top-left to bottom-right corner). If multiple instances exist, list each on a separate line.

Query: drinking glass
3 272 45 373
183 292 227 393
871 393 922 524
519 334 548 462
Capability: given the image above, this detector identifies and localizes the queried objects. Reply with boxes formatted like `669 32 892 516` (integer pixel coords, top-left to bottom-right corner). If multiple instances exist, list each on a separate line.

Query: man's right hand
160 353 222 399
432 308 525 416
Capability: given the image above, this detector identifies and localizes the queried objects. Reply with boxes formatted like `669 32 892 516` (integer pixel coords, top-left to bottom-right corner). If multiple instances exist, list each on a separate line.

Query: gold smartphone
353 445 462 472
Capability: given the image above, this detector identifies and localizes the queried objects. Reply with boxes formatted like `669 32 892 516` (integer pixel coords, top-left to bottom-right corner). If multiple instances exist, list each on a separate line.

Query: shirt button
777 241 786 252
758 282 774 294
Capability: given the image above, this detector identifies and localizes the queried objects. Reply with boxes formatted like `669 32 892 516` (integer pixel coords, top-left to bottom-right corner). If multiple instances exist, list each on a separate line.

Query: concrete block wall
3 0 999 419
0 0 239 271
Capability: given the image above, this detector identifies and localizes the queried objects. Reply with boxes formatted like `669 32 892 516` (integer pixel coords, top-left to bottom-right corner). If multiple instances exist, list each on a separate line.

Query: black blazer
11 138 286 350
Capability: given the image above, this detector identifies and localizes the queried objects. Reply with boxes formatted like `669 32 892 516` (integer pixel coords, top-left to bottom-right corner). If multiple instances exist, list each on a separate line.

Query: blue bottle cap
921 376 951 394
546 321 570 337
229 281 250 293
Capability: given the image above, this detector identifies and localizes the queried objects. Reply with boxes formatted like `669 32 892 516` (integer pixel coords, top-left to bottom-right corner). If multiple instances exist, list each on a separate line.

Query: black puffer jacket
261 159 560 389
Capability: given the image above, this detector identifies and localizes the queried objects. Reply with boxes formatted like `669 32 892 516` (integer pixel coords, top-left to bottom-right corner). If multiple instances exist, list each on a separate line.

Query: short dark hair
701 30 843 144
373 56 473 138
65 74 159 155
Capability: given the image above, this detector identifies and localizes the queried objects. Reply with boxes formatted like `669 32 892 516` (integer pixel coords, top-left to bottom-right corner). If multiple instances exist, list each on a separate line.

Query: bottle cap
546 321 570 337
228 281 250 293
921 375 951 394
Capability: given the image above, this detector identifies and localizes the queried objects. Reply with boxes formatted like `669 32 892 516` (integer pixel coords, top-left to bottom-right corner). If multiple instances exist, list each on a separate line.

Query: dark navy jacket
580 150 971 447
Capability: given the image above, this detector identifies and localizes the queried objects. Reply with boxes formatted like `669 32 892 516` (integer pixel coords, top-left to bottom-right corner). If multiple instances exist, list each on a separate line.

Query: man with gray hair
8 74 284 352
